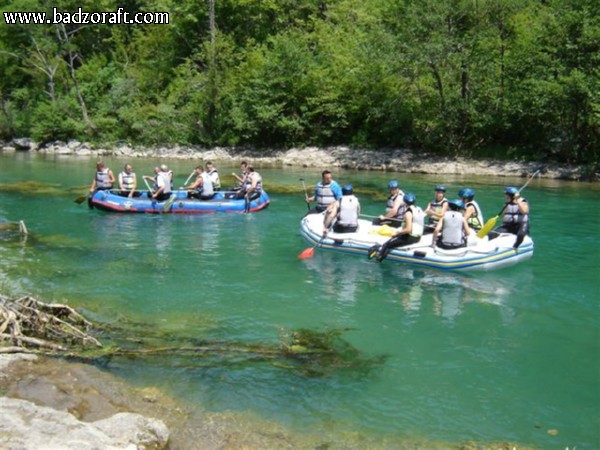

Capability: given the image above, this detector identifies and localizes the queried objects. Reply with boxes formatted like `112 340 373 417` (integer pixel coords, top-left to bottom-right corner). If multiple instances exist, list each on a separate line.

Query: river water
1 152 598 448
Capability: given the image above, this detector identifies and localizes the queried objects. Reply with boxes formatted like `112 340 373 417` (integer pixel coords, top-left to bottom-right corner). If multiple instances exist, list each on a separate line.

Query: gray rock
0 397 169 450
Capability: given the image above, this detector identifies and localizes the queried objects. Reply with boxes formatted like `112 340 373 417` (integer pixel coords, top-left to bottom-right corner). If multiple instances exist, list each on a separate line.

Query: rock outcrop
0 354 169 450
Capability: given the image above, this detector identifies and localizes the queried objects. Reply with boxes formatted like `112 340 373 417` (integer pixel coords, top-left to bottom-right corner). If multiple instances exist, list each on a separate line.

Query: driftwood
0 294 384 376
0 295 101 353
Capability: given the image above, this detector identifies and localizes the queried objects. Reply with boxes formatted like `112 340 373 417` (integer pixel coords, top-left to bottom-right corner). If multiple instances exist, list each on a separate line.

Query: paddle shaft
143 177 155 194
493 169 540 217
477 169 540 238
182 170 196 188
360 213 402 222
300 178 310 211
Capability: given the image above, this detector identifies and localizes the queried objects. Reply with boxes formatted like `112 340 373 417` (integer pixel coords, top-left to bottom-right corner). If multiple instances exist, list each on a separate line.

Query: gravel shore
2 138 596 181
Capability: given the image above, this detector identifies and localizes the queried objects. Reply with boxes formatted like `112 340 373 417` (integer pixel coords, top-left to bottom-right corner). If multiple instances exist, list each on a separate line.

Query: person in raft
118 163 137 198
151 164 173 201
369 193 425 262
372 179 406 227
89 160 115 194
305 170 343 214
494 186 530 249
322 184 360 235
183 165 215 200
431 199 471 249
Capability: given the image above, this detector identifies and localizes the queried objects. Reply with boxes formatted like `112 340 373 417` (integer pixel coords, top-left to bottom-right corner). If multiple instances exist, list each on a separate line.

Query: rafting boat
89 189 270 214
300 213 534 271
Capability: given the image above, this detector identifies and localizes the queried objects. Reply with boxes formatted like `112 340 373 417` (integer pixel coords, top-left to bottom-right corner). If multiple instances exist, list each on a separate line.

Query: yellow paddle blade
477 215 499 238
297 246 315 259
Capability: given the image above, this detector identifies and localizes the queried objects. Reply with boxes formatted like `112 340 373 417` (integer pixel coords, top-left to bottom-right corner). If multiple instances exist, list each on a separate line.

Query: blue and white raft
90 190 270 214
300 213 534 271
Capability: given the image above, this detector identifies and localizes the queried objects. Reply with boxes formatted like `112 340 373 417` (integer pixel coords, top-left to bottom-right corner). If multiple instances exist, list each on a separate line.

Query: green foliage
30 99 84 143
0 0 596 164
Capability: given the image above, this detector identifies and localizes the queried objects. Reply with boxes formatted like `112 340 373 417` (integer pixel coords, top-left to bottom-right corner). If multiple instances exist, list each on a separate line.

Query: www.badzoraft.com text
3 7 169 25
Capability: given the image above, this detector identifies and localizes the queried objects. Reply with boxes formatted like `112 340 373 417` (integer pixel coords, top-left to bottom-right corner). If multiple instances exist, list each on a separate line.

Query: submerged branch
1 294 385 376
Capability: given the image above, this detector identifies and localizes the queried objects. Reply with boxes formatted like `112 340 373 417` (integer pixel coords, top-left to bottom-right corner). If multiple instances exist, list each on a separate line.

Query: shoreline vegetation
1 138 598 182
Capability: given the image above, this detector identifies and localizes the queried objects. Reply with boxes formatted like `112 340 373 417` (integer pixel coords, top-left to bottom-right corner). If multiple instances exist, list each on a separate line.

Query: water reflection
301 253 383 306
390 269 514 325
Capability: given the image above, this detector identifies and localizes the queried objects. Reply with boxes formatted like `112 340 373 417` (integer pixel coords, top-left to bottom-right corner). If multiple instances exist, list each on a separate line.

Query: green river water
1 152 598 448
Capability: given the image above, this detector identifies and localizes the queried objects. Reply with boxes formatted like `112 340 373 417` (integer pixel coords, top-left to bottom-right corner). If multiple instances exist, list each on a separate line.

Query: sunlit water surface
1 152 598 448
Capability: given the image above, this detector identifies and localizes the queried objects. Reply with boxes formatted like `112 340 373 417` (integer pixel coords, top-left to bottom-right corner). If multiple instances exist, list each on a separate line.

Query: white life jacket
207 168 220 190
315 182 336 208
157 172 172 194
119 171 135 190
408 206 424 237
441 211 465 246
337 195 359 227
465 200 484 229
200 172 214 196
95 168 112 189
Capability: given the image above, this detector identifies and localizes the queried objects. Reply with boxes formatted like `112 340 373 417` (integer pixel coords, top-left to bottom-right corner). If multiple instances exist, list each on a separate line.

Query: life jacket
207 168 220 190
119 171 135 190
243 172 262 194
95 168 112 189
465 200 484 230
428 197 448 223
157 172 172 194
407 206 424 237
502 199 529 225
315 182 336 208
441 211 465 246
200 172 214 196
385 191 405 213
337 195 359 227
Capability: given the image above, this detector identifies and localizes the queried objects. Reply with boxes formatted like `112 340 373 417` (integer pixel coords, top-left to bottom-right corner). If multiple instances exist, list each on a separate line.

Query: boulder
0 397 169 450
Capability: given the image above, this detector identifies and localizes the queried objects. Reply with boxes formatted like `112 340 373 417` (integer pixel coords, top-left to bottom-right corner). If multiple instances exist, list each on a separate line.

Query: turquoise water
1 152 599 447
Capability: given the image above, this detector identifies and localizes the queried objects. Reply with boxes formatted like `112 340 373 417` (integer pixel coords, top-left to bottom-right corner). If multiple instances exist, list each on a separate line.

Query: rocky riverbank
2 138 597 181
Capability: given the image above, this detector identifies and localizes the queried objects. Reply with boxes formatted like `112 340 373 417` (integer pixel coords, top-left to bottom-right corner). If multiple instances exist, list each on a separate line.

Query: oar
360 214 402 223
298 223 333 259
74 194 89 204
300 178 310 211
477 169 541 238
163 193 176 212
143 177 155 195
181 170 195 188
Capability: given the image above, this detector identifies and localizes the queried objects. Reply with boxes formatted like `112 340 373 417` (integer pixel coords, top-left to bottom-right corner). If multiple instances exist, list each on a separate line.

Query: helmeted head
448 199 464 211
160 164 169 172
504 186 518 198
458 188 475 200
342 184 353 195
435 185 446 193
403 193 416 205
388 180 399 190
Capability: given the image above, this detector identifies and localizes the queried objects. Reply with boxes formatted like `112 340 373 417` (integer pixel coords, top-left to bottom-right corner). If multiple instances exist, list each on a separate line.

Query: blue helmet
504 186 518 196
403 193 416 204
458 188 475 199
435 185 446 192
342 184 353 195
449 199 464 210
388 180 399 189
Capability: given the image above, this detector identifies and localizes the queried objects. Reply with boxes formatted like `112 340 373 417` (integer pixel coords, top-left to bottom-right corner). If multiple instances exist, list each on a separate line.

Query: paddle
477 169 541 238
298 223 333 259
360 213 402 223
143 177 155 195
300 178 310 211
74 194 88 204
181 170 196 188
163 194 176 212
